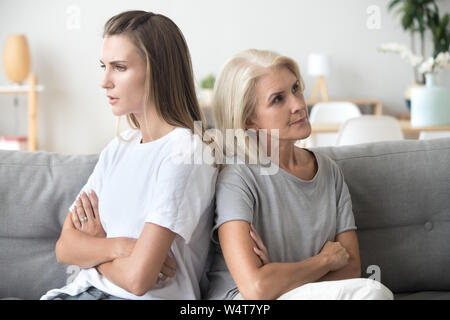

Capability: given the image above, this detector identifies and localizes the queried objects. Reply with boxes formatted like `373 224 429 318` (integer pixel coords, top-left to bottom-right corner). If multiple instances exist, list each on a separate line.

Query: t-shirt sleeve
333 161 357 235
144 155 218 243
211 165 255 244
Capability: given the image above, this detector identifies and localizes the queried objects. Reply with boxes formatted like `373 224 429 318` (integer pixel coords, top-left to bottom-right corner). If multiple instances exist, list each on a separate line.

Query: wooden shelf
0 73 42 151
0 84 44 94
311 120 450 134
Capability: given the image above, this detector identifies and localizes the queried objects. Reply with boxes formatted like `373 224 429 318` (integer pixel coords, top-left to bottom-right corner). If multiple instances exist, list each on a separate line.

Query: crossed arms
219 221 361 300
55 190 176 296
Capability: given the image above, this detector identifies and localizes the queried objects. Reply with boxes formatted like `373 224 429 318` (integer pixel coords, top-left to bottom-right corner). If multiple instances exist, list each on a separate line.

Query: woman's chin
110 106 126 117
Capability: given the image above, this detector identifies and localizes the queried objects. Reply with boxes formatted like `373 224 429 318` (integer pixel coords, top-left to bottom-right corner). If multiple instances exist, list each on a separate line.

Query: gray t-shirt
205 149 357 300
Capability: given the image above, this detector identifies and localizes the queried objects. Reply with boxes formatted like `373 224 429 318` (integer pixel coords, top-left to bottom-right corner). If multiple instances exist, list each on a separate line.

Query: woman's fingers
165 255 177 270
249 224 265 250
71 209 81 229
158 255 177 281
88 190 99 220
250 224 270 264
161 263 176 278
158 273 167 282
254 246 269 265
253 246 265 259
75 199 87 225
80 192 95 221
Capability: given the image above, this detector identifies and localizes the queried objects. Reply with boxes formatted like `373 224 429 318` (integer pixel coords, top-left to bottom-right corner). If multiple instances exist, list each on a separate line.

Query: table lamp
2 34 31 141
307 53 329 101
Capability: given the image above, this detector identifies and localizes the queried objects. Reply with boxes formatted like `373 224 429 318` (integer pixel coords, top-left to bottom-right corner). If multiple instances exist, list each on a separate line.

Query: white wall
0 0 449 154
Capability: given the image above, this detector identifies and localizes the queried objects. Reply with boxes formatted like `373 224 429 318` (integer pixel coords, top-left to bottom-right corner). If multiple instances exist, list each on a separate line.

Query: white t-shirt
41 127 218 300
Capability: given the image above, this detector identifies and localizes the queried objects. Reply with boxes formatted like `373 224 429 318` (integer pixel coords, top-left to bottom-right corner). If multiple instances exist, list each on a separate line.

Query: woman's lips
107 96 119 105
290 117 306 125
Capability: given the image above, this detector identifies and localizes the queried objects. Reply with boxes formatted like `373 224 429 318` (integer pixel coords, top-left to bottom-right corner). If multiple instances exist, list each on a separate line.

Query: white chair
336 115 404 146
302 102 362 147
418 131 450 140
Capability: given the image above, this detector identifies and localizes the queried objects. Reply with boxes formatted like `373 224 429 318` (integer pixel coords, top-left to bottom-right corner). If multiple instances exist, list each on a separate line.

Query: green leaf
402 14 413 30
388 0 403 11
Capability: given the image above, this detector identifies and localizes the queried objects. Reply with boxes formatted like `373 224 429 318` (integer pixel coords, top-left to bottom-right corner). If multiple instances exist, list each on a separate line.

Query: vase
2 34 31 83
410 73 450 127
404 82 424 111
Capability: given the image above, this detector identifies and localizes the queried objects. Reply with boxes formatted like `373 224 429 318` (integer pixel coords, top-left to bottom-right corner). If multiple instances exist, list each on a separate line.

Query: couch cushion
395 291 450 300
316 137 450 294
0 150 98 299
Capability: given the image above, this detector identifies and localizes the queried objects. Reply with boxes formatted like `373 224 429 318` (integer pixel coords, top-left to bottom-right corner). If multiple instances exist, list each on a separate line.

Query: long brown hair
103 11 204 133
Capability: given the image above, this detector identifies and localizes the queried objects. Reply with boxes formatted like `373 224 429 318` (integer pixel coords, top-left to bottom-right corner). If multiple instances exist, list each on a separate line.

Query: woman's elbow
239 278 276 300
128 271 158 297
55 237 68 264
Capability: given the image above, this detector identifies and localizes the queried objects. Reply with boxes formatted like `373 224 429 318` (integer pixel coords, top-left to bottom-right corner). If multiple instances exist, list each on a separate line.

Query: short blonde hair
212 49 305 161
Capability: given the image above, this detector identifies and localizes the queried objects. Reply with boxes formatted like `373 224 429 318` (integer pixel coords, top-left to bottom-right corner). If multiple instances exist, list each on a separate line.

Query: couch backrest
0 150 98 299
1 137 450 298
316 137 450 293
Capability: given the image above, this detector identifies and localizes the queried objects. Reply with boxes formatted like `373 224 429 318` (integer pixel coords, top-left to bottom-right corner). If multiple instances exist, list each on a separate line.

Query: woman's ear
245 114 258 131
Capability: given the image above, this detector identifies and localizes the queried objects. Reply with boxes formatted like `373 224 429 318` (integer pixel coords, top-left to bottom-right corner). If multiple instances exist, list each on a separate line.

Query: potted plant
199 74 215 105
380 0 450 109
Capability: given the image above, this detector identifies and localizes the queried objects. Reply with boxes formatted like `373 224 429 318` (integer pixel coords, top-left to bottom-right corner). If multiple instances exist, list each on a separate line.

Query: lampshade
2 34 31 83
307 53 330 77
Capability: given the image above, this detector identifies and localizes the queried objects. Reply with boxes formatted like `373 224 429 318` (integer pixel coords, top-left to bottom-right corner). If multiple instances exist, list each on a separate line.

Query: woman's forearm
250 254 331 300
55 228 118 268
316 258 361 282
96 257 142 296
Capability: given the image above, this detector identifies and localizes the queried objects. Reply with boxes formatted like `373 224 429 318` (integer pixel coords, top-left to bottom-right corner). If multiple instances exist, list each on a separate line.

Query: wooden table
311 120 450 138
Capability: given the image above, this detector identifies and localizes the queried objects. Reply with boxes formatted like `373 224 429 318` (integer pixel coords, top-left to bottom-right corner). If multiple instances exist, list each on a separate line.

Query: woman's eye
115 65 126 71
100 64 106 70
292 81 299 94
273 95 283 104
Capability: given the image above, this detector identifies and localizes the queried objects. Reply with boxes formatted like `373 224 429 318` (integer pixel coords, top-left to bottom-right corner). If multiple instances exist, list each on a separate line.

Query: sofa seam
328 146 450 162
0 162 98 168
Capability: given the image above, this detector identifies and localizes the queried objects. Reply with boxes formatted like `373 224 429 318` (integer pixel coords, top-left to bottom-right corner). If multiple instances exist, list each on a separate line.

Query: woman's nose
101 72 113 89
291 95 306 113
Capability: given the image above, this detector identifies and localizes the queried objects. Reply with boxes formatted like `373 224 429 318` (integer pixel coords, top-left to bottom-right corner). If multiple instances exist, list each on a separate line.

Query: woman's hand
249 223 270 265
318 241 350 271
71 190 106 238
157 255 177 282
100 238 176 282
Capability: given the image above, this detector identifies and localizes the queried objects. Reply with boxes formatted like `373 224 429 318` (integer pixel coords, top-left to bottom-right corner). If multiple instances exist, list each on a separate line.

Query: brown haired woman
40 11 217 300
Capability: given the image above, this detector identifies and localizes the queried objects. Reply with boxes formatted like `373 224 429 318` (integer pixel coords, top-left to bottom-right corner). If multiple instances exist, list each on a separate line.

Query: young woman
40 11 217 300
206 49 393 300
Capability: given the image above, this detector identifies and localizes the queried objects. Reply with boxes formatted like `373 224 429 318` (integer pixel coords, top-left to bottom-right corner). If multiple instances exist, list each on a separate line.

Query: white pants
233 278 394 300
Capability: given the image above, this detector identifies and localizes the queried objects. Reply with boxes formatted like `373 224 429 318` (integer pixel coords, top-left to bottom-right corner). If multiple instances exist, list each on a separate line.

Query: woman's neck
277 141 299 171
134 109 175 143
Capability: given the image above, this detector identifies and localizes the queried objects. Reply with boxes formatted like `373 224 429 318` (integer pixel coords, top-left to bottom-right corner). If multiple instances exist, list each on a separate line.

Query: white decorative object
379 43 450 75
411 73 450 127
307 53 330 77
307 53 330 101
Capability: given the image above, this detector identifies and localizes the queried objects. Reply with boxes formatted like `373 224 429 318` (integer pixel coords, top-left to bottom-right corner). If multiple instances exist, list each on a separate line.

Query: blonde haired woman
206 49 393 300
41 11 217 300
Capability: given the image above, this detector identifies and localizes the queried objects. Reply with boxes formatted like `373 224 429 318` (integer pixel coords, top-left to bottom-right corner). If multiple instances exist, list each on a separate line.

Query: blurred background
0 0 449 154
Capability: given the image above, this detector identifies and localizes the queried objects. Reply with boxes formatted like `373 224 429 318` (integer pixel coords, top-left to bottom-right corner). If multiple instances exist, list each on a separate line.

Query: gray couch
1 138 450 300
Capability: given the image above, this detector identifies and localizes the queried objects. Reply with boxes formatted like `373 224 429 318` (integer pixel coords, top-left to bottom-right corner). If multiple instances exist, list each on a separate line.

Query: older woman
206 49 393 300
